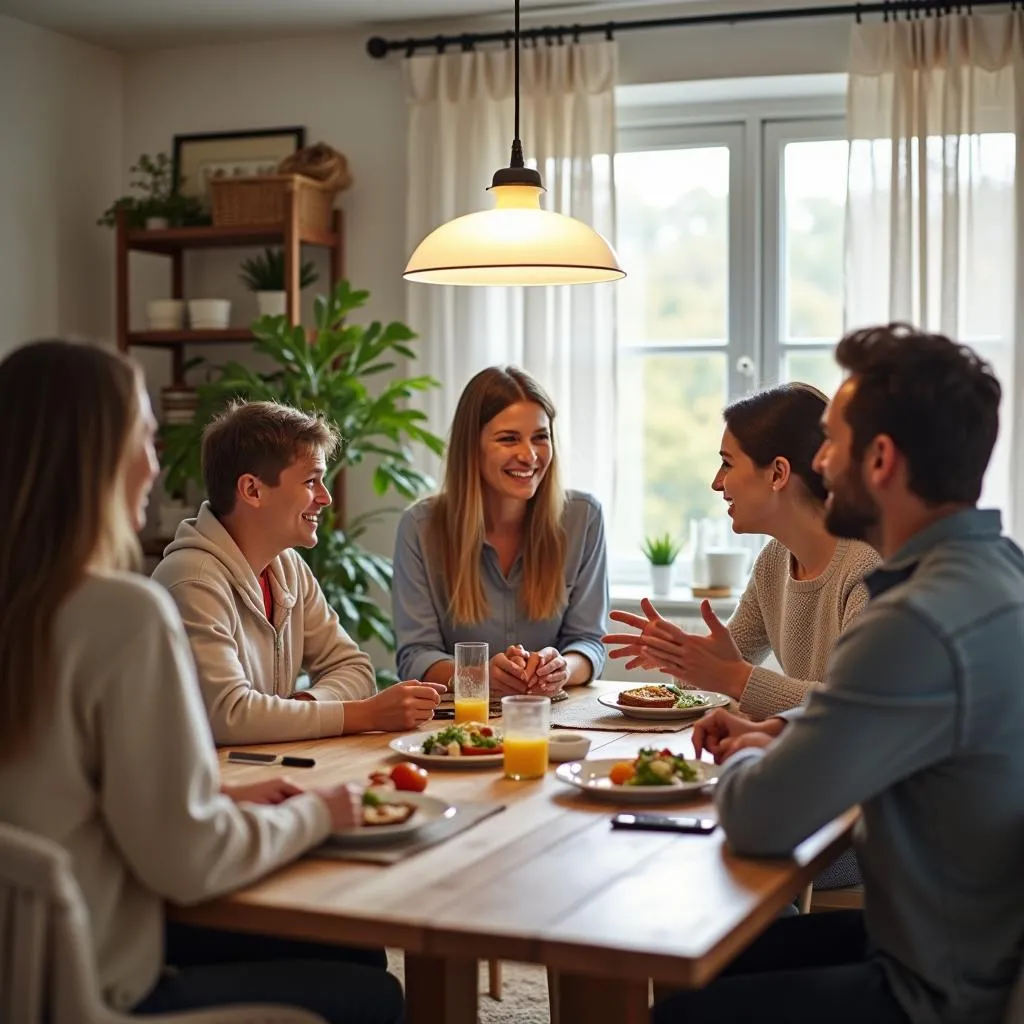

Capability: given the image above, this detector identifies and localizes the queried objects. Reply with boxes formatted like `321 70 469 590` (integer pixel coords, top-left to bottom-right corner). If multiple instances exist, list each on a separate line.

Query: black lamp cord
510 0 524 169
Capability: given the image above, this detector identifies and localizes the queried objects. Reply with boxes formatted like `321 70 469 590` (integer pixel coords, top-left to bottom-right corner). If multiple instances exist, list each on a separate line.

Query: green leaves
157 280 444 654
239 248 319 292
641 533 682 565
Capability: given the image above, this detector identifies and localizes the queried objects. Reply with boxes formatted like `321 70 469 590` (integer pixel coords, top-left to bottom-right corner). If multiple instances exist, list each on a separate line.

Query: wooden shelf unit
115 195 345 382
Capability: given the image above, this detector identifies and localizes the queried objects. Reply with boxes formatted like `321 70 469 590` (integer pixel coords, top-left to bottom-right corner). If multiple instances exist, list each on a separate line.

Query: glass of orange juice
453 642 489 724
501 695 551 780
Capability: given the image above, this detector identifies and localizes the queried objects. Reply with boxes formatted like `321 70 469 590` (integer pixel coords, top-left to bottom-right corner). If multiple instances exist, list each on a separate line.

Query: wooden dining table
173 682 856 1024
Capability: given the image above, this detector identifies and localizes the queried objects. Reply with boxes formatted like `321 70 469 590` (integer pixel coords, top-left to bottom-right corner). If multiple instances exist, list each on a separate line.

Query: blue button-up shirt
716 509 1024 1024
392 491 609 682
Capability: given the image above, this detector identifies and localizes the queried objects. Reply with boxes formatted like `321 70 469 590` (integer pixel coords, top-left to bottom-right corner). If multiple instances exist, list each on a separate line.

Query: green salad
626 747 700 786
666 684 711 710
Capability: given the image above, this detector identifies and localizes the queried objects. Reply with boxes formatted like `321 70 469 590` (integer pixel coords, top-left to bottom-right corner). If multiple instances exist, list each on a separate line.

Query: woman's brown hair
0 340 142 763
427 366 566 625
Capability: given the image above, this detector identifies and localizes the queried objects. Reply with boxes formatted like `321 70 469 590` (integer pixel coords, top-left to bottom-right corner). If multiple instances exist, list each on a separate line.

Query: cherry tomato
479 726 493 737
609 761 636 786
390 761 429 792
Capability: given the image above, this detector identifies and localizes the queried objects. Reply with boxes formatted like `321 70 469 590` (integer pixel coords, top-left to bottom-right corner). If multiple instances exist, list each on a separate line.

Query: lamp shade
404 184 625 286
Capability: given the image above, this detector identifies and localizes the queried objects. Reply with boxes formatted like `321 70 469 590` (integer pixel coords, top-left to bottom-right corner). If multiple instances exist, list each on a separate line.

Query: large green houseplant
159 281 444 677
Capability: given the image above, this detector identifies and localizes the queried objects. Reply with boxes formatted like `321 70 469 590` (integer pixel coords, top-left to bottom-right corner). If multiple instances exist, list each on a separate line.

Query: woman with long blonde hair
0 340 402 1023
393 366 608 695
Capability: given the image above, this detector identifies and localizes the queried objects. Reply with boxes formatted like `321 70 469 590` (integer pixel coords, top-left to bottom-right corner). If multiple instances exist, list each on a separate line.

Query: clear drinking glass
453 642 489 724
501 694 551 780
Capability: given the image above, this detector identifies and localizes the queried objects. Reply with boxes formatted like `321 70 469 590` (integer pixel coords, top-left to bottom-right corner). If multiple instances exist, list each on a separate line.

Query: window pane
782 348 844 399
782 139 848 342
615 147 730 345
612 352 728 561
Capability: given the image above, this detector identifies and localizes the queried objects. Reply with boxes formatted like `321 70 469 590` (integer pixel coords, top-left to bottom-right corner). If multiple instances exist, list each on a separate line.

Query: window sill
609 584 739 619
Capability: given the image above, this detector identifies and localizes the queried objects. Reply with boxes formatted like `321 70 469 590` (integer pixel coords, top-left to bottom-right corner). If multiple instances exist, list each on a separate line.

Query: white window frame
762 116 848 387
610 84 846 589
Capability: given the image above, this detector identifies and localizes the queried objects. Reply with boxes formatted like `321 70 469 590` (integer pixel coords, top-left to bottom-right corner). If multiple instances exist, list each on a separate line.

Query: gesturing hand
222 777 304 805
603 598 752 699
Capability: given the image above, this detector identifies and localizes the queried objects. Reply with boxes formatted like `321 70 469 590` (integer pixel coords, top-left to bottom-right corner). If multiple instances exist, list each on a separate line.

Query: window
610 97 847 581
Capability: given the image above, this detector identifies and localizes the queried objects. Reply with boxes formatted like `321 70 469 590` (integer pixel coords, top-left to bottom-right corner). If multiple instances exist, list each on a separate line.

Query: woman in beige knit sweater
606 384 878 889
0 341 402 1022
605 383 879 721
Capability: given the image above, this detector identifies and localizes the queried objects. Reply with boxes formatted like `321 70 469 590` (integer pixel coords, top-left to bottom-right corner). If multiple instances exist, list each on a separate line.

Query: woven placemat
433 690 569 720
311 800 506 865
550 695 693 733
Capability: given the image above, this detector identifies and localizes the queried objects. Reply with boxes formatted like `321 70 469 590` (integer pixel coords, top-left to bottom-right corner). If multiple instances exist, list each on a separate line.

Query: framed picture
173 126 306 205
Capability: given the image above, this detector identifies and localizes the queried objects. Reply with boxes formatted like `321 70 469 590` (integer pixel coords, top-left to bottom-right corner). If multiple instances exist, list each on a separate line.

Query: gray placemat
311 801 506 865
550 694 693 733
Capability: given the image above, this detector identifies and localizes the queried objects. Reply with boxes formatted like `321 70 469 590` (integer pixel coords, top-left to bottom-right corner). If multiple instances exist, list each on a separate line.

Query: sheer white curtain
404 41 619 509
845 12 1024 537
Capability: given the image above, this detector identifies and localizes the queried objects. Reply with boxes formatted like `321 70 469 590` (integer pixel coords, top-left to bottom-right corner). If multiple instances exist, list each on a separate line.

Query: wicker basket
209 174 336 232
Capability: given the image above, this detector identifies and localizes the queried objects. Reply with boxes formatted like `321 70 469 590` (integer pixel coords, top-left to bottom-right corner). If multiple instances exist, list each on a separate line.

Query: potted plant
98 152 208 229
239 248 320 318
642 533 682 598
159 280 444 684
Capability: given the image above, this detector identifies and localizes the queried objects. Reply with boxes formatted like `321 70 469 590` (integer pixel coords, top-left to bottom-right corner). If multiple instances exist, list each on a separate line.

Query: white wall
0 15 123 355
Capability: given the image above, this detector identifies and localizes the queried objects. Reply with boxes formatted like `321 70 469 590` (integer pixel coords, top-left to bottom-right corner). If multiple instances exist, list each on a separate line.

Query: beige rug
387 951 550 1024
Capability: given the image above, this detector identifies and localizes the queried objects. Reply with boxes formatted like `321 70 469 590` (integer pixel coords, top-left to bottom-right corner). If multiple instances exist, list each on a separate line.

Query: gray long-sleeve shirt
716 509 1024 1024
392 491 609 681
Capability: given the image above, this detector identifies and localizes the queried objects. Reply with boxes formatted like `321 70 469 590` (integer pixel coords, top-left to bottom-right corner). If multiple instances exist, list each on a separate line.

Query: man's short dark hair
835 323 1001 505
202 401 341 516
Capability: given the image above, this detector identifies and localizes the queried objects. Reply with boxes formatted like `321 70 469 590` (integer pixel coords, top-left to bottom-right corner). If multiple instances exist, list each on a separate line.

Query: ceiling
0 0 734 52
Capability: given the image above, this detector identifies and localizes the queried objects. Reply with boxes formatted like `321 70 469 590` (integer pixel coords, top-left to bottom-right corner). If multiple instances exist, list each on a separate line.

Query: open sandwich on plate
618 683 711 711
361 790 416 827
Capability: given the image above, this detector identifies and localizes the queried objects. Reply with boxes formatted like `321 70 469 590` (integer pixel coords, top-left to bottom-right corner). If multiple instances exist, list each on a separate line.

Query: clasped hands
490 645 568 697
602 597 753 701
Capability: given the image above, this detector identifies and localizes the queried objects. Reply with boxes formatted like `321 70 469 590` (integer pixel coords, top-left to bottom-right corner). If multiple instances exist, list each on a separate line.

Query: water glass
453 642 489 724
501 694 551 780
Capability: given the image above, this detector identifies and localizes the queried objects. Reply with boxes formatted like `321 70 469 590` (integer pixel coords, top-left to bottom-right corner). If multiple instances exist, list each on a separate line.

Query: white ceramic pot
187 299 231 330
650 563 674 598
146 299 184 331
705 548 749 591
256 291 287 317
145 216 169 230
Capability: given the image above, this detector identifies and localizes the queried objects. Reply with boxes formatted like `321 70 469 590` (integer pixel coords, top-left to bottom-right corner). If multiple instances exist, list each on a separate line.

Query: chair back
0 821 106 1024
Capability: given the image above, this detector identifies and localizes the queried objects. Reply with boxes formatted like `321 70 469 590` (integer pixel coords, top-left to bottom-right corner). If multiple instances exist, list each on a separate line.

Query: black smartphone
610 812 718 835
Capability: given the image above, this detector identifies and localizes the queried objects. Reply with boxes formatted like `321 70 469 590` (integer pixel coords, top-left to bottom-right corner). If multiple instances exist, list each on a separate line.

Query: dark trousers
652 911 910 1024
133 921 402 1024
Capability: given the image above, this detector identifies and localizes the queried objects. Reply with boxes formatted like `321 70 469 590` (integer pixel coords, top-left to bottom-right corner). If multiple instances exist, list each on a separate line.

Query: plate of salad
597 686 730 721
554 749 721 803
388 721 504 767
328 790 457 846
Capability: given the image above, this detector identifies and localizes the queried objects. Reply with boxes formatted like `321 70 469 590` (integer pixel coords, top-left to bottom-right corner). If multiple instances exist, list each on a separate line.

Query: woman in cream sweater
605 383 879 719
0 340 402 1023
605 384 877 890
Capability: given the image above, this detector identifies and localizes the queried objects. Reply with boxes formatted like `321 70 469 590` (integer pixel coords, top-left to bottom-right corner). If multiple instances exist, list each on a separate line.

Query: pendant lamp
403 0 625 287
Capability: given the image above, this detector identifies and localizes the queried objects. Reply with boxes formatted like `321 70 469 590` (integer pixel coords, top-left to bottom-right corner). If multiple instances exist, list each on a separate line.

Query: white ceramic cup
704 548 749 590
187 299 231 330
146 299 184 330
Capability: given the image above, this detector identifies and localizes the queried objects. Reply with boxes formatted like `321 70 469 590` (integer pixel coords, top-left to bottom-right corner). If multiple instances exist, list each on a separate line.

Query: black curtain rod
366 1 1012 59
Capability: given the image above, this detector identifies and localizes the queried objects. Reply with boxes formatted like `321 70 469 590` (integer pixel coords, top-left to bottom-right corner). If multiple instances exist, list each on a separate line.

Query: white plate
389 731 504 768
597 689 730 721
329 791 456 846
555 757 721 803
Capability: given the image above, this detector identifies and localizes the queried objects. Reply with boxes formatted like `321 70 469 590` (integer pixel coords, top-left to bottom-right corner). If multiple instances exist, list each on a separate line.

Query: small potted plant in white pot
239 248 319 318
642 533 682 599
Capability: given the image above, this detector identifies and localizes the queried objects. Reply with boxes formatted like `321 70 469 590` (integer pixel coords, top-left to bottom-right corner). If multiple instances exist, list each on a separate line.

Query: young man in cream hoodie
153 401 445 745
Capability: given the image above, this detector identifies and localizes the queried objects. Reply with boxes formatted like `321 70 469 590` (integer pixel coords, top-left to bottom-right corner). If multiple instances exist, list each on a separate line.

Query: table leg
405 953 478 1024
558 972 649 1024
